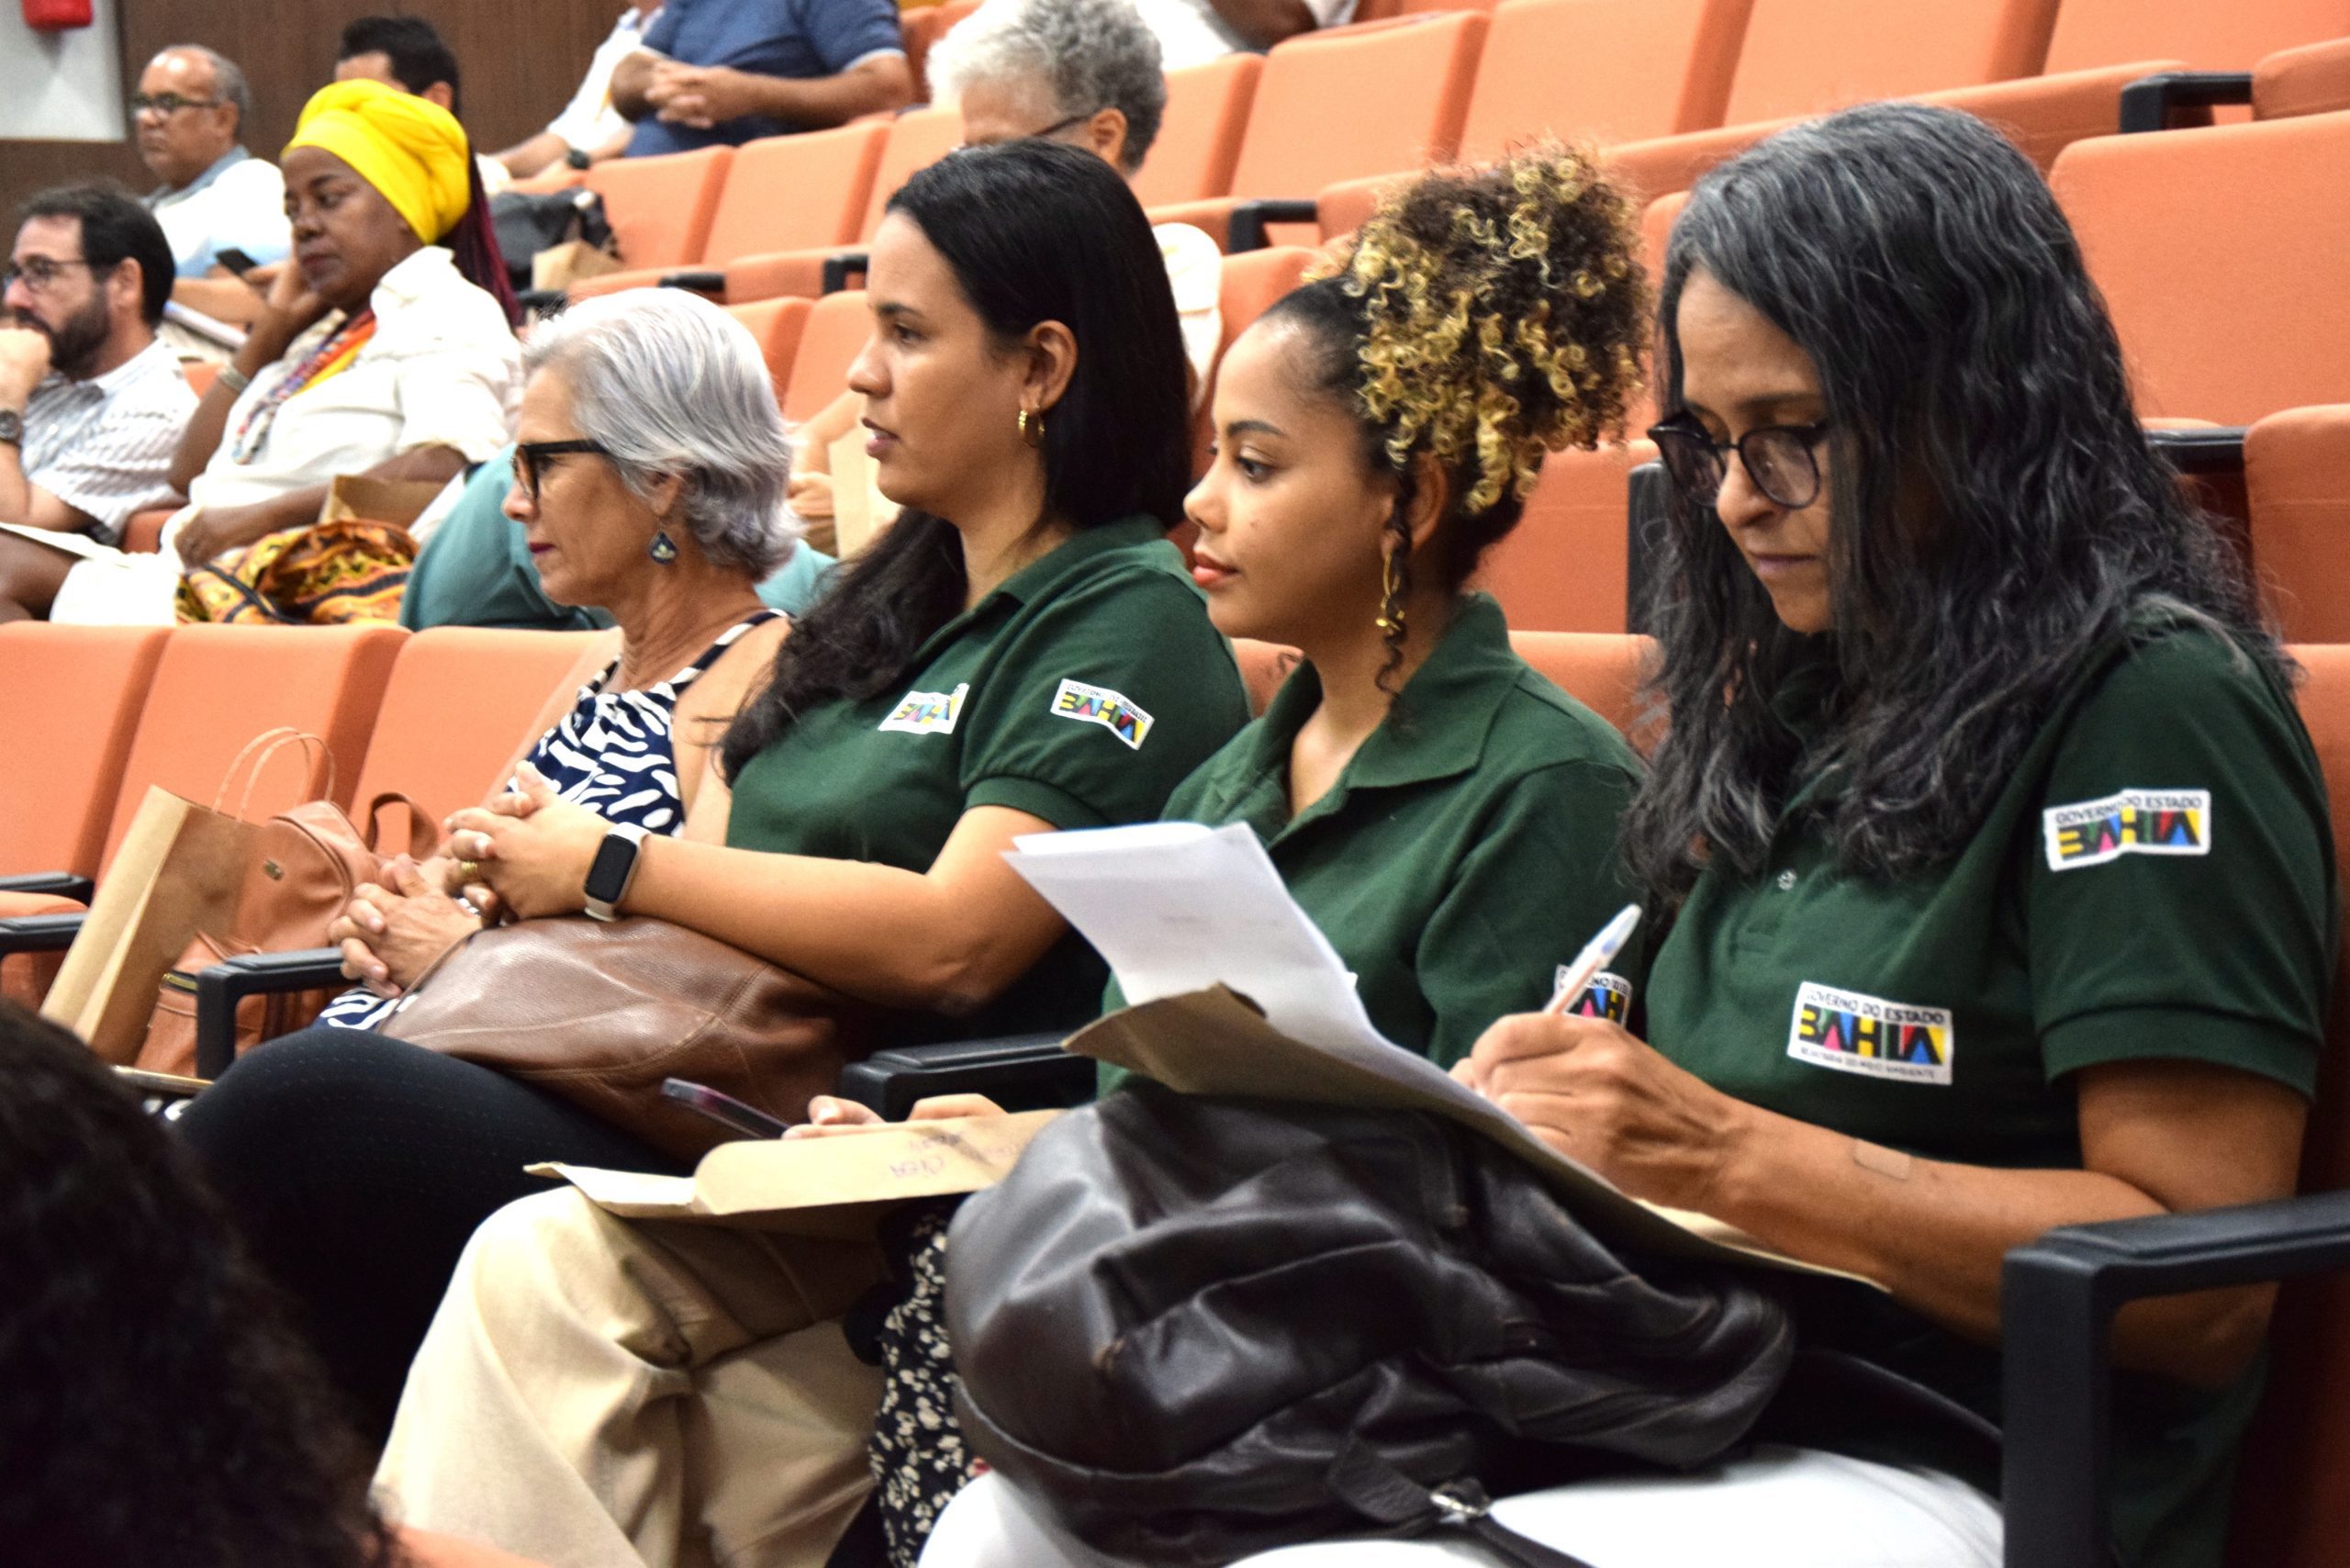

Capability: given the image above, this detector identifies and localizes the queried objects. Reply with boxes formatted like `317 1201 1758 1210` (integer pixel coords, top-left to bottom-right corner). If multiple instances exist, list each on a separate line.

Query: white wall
0 0 127 142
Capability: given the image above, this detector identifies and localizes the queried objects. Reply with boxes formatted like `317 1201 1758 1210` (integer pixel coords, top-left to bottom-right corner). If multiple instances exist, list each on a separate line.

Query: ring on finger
455 858 482 882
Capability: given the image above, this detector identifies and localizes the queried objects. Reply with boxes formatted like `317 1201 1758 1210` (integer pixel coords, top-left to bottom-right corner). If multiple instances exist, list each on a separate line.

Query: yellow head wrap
284 79 472 244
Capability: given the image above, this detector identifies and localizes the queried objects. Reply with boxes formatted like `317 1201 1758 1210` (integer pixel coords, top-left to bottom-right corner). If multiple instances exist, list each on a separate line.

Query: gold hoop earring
1017 408 1046 448
1374 548 1407 637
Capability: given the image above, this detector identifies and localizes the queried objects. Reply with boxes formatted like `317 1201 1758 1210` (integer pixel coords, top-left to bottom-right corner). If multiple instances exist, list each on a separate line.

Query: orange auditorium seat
572 125 890 300
2245 405 2350 643
0 626 168 888
2052 110 2350 427
582 145 735 272
723 106 963 302
2255 37 2350 118
725 297 818 408
1129 55 1263 210
1475 442 1659 634
2043 0 2350 74
781 289 873 426
1508 631 1655 745
1188 247 1316 485
904 0 981 101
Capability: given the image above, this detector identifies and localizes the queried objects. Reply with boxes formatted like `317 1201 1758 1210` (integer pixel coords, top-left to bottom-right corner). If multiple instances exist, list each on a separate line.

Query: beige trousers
375 1187 887 1568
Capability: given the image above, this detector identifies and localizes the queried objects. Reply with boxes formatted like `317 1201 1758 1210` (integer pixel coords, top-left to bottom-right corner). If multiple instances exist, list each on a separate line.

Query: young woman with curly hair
372 143 1656 1568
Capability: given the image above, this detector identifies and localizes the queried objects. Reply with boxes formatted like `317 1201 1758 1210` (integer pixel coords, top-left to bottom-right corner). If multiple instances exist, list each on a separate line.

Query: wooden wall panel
4 0 624 223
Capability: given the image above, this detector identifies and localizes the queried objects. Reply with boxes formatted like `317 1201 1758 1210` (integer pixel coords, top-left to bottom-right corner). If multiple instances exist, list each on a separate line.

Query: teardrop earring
649 529 678 564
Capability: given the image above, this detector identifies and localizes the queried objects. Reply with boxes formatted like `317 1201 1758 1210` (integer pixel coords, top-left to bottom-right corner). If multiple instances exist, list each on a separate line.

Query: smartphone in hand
662 1077 790 1139
214 247 259 277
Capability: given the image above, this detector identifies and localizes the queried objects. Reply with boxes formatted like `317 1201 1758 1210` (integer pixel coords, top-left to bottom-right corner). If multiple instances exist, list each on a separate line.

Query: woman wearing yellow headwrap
0 79 522 622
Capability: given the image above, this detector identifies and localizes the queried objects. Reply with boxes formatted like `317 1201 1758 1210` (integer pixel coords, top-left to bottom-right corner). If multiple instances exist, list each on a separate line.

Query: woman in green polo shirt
173 140 1252 1439
1220 105 2330 1568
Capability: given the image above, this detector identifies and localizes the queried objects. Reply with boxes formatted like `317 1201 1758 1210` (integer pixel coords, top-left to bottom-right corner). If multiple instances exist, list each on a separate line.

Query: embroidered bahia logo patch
1788 981 1954 1086
1050 678 1153 750
2042 789 2211 871
1557 967 1633 1023
878 682 969 735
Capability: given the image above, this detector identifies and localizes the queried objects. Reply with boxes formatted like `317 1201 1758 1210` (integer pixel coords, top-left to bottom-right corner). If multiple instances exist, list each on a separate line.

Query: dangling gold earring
1374 548 1407 638
1017 408 1046 448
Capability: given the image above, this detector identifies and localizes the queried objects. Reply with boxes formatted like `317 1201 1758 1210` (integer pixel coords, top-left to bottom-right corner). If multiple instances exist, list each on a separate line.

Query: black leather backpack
945 1083 1803 1566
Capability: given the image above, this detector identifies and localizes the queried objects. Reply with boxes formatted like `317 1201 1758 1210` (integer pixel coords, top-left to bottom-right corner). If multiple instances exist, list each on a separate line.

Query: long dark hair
447 154 521 329
0 1003 396 1567
1624 102 2279 904
722 140 1191 777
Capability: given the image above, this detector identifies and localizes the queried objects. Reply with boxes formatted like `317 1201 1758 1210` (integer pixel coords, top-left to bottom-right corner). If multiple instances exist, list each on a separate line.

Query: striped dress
316 610 779 1030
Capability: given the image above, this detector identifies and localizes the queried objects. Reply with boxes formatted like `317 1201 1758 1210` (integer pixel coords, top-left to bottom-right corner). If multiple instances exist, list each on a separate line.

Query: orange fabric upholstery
1130 55 1263 209
572 125 890 299
1721 0 2055 125
182 361 220 398
2245 404 2350 643
397 1526 553 1568
0 625 169 879
2220 642 2350 1568
1230 638 1302 715
584 145 735 271
1460 0 1752 162
1147 11 1487 247
2257 36 2350 120
724 297 817 408
348 629 605 834
1507 631 1655 745
2044 0 2350 73
1911 60 2187 170
782 289 872 425
1192 247 1315 472
1474 442 1657 634
903 0 980 101
721 106 962 301
2052 110 2350 425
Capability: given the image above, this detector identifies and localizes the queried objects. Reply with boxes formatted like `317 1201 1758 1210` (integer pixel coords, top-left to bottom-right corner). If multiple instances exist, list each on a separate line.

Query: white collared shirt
21 338 196 543
1134 0 1357 71
181 246 520 523
547 6 659 153
145 147 293 279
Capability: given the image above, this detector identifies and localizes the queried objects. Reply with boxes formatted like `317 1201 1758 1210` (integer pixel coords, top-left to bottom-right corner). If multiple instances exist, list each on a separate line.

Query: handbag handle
216 727 337 820
363 790 439 859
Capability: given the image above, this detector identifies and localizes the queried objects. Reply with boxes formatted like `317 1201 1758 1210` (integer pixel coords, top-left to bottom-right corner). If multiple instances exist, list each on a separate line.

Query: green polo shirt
1105 593 1648 1088
726 517 1250 1040
1647 617 2335 1568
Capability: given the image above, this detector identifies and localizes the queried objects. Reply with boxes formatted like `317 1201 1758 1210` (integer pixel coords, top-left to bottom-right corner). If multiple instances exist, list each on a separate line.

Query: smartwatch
583 823 651 921
565 146 593 171
0 410 22 448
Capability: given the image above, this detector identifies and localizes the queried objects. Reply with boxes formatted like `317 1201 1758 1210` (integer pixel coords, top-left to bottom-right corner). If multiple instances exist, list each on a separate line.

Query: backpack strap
1326 1442 1599 1568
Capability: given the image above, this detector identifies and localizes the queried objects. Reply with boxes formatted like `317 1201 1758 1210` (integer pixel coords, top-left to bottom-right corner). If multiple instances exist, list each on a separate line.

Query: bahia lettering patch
878 683 969 736
2042 789 2211 871
1557 968 1633 1023
1050 678 1153 750
1788 982 1954 1086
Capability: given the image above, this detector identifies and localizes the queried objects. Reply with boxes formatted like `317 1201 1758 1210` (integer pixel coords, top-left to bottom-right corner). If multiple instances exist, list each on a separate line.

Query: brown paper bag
41 787 252 1064
319 474 447 529
531 239 623 293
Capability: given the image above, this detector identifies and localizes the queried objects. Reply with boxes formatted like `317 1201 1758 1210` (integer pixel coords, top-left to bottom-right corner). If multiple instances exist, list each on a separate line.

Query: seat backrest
2245 404 2350 642
1476 442 1656 634
1131 55 1263 209
1507 631 1656 745
1227 12 1488 200
348 629 606 834
784 289 872 424
1462 0 1752 160
0 626 169 878
103 624 408 873
585 145 735 271
725 297 817 409
2222 641 2350 1568
2052 111 2350 425
1722 0 2055 125
858 106 964 243
700 125 890 263
1192 247 1315 469
2045 0 2350 73
2255 37 2350 121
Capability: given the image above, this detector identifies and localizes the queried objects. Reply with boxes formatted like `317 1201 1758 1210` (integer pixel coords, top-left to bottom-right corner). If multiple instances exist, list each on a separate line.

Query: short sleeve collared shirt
145 146 293 278
629 0 906 154
17 339 195 543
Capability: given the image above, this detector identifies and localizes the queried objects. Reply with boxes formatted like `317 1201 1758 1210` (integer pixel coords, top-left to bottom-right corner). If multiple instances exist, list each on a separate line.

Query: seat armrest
2147 425 2247 476
2120 71 2254 133
820 252 869 295
0 911 85 958
657 269 727 293
0 872 95 902
1226 199 1320 253
194 947 347 1079
835 1032 1093 1119
2000 1190 2350 1568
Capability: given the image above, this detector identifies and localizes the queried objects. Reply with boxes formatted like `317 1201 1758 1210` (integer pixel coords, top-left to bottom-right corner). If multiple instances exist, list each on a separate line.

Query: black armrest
2120 71 2254 134
194 947 346 1080
657 269 727 294
2146 425 2246 476
2000 1189 2350 1568
0 871 94 903
835 1031 1094 1119
517 287 568 318
0 911 85 958
1227 198 1319 254
821 252 870 295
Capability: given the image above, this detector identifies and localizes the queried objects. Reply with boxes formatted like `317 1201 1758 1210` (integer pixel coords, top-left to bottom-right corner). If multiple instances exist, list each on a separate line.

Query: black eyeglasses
513 440 611 501
2 257 96 294
1648 415 1832 510
129 92 222 116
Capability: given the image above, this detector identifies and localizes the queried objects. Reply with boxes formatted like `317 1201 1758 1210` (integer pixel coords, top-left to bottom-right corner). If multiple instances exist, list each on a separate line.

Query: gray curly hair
928 0 1168 174
521 290 797 578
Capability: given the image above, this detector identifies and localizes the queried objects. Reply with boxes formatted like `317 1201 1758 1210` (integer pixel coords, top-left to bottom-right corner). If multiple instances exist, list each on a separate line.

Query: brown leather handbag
380 916 884 1161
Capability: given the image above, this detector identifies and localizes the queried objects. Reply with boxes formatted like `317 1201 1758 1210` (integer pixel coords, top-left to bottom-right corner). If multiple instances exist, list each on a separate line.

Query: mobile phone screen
215 248 258 277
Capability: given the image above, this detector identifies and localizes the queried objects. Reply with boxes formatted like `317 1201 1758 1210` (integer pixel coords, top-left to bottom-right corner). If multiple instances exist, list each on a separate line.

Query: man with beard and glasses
0 186 195 558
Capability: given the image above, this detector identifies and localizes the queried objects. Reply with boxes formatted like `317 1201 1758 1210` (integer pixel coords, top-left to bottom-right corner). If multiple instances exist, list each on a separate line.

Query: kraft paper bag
531 239 623 293
319 474 448 530
41 787 252 1065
